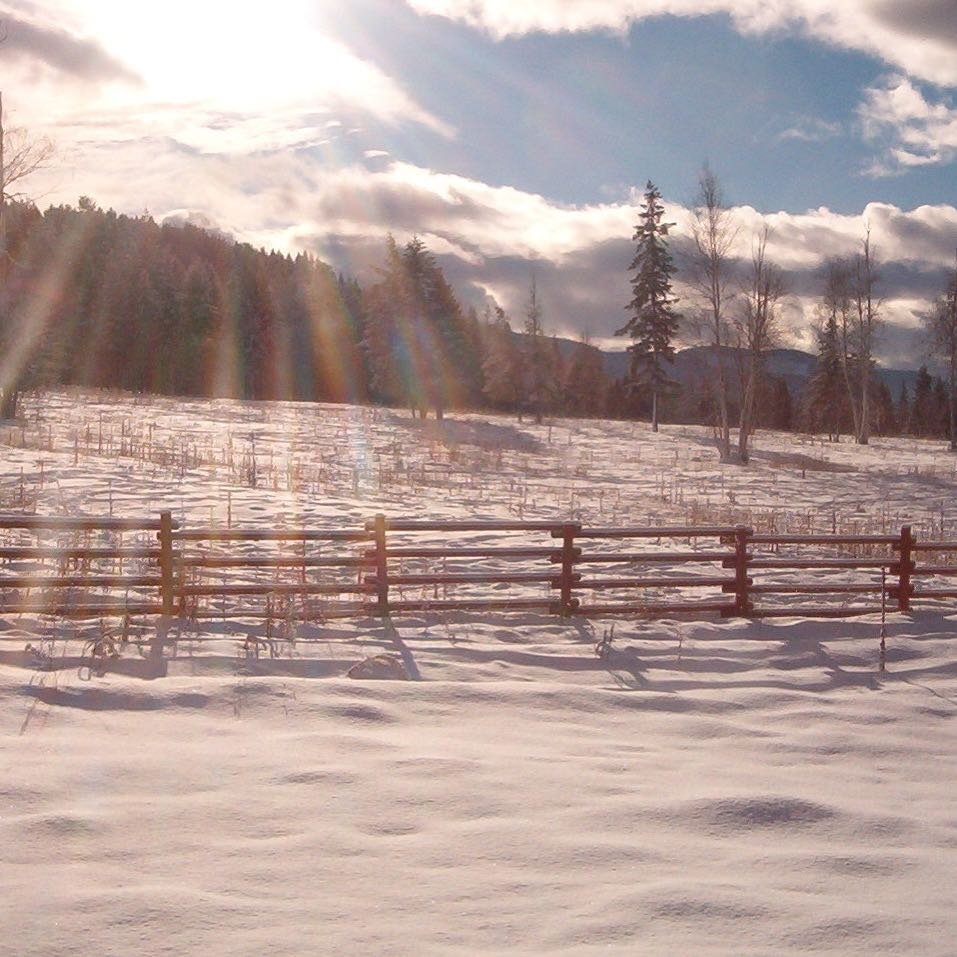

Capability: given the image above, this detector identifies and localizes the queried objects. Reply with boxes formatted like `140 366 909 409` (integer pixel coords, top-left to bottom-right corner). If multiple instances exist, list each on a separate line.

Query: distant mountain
584 342 919 395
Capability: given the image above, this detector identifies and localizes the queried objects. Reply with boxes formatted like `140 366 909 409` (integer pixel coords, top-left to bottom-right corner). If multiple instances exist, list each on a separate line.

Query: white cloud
405 0 957 87
5 0 453 154
776 116 842 143
858 75 957 175
271 159 956 358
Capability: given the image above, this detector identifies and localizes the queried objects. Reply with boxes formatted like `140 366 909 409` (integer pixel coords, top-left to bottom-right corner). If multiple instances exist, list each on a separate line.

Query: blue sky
4 0 957 365
333 1 953 212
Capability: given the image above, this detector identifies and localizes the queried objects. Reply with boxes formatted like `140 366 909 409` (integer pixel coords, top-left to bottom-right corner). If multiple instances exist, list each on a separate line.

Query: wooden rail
0 511 179 617
4 512 957 623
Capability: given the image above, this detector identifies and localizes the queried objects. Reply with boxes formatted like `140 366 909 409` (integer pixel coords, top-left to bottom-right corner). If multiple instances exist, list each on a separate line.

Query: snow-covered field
3 390 957 955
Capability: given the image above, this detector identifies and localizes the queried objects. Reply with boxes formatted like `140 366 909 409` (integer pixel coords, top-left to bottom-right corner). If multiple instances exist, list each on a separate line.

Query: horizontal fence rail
0 512 180 618
4 512 957 624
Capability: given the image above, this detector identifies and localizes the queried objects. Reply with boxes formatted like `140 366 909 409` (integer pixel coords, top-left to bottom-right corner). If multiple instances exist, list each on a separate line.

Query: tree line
0 190 954 453
0 198 612 419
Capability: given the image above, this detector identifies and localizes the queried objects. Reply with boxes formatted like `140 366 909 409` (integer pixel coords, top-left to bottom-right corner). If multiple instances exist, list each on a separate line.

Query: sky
2 0 956 366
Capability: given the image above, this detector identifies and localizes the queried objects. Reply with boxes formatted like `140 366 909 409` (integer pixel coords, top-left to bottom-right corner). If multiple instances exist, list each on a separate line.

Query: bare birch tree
689 165 737 462
734 226 784 463
821 257 861 441
523 273 549 425
849 229 881 445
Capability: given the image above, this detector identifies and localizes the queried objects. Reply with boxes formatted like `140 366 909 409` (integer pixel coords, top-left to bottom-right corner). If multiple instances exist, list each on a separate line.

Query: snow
2 389 957 955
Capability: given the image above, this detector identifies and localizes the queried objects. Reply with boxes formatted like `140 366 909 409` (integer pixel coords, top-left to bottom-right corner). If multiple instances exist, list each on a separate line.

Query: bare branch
1 125 55 201
688 163 738 461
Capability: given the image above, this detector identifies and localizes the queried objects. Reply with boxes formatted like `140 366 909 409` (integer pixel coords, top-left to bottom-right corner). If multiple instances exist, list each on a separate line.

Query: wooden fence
2 512 957 622
0 513 177 618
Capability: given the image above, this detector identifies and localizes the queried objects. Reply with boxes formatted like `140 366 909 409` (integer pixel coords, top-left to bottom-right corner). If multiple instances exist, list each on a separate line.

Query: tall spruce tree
617 181 680 432
806 310 845 441
362 235 407 408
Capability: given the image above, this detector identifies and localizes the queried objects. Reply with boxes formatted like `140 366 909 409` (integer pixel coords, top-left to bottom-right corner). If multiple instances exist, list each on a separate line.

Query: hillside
597 344 919 395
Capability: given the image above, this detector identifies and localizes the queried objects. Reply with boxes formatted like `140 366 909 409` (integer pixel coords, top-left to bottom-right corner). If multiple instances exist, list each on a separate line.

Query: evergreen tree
402 236 473 418
912 366 934 436
362 235 407 408
873 380 897 436
460 305 486 408
616 181 680 432
932 377 950 437
179 261 217 394
924 252 957 451
897 382 912 435
759 376 792 431
564 335 608 417
604 379 626 419
545 335 566 417
400 236 443 417
361 235 472 418
806 310 845 441
482 307 523 412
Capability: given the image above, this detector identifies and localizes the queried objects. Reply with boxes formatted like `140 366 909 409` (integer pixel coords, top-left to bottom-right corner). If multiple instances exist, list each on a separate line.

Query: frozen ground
2 390 957 955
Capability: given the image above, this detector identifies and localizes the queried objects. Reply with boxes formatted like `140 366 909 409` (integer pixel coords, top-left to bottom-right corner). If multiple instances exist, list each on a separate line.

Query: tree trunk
718 371 731 462
950 357 956 452
858 373 870 445
712 348 732 462
651 390 658 433
737 362 756 465
839 358 861 442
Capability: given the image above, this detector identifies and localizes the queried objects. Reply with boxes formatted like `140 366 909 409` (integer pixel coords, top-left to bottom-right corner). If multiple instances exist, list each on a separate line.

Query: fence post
159 510 175 616
373 513 389 616
559 523 580 616
897 524 913 613
733 525 752 617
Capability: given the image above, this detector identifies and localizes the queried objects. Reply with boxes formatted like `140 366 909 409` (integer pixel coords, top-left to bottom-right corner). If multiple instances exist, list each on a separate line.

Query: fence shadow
384 413 545 453
6 610 957 710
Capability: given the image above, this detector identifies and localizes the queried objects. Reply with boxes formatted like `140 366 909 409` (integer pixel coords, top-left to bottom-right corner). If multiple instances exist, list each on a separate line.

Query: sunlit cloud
0 3 137 82
858 75 957 176
4 0 454 152
261 158 955 362
405 0 957 87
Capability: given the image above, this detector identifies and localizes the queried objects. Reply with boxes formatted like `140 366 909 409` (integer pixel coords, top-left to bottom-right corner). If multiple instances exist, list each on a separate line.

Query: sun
72 0 338 108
